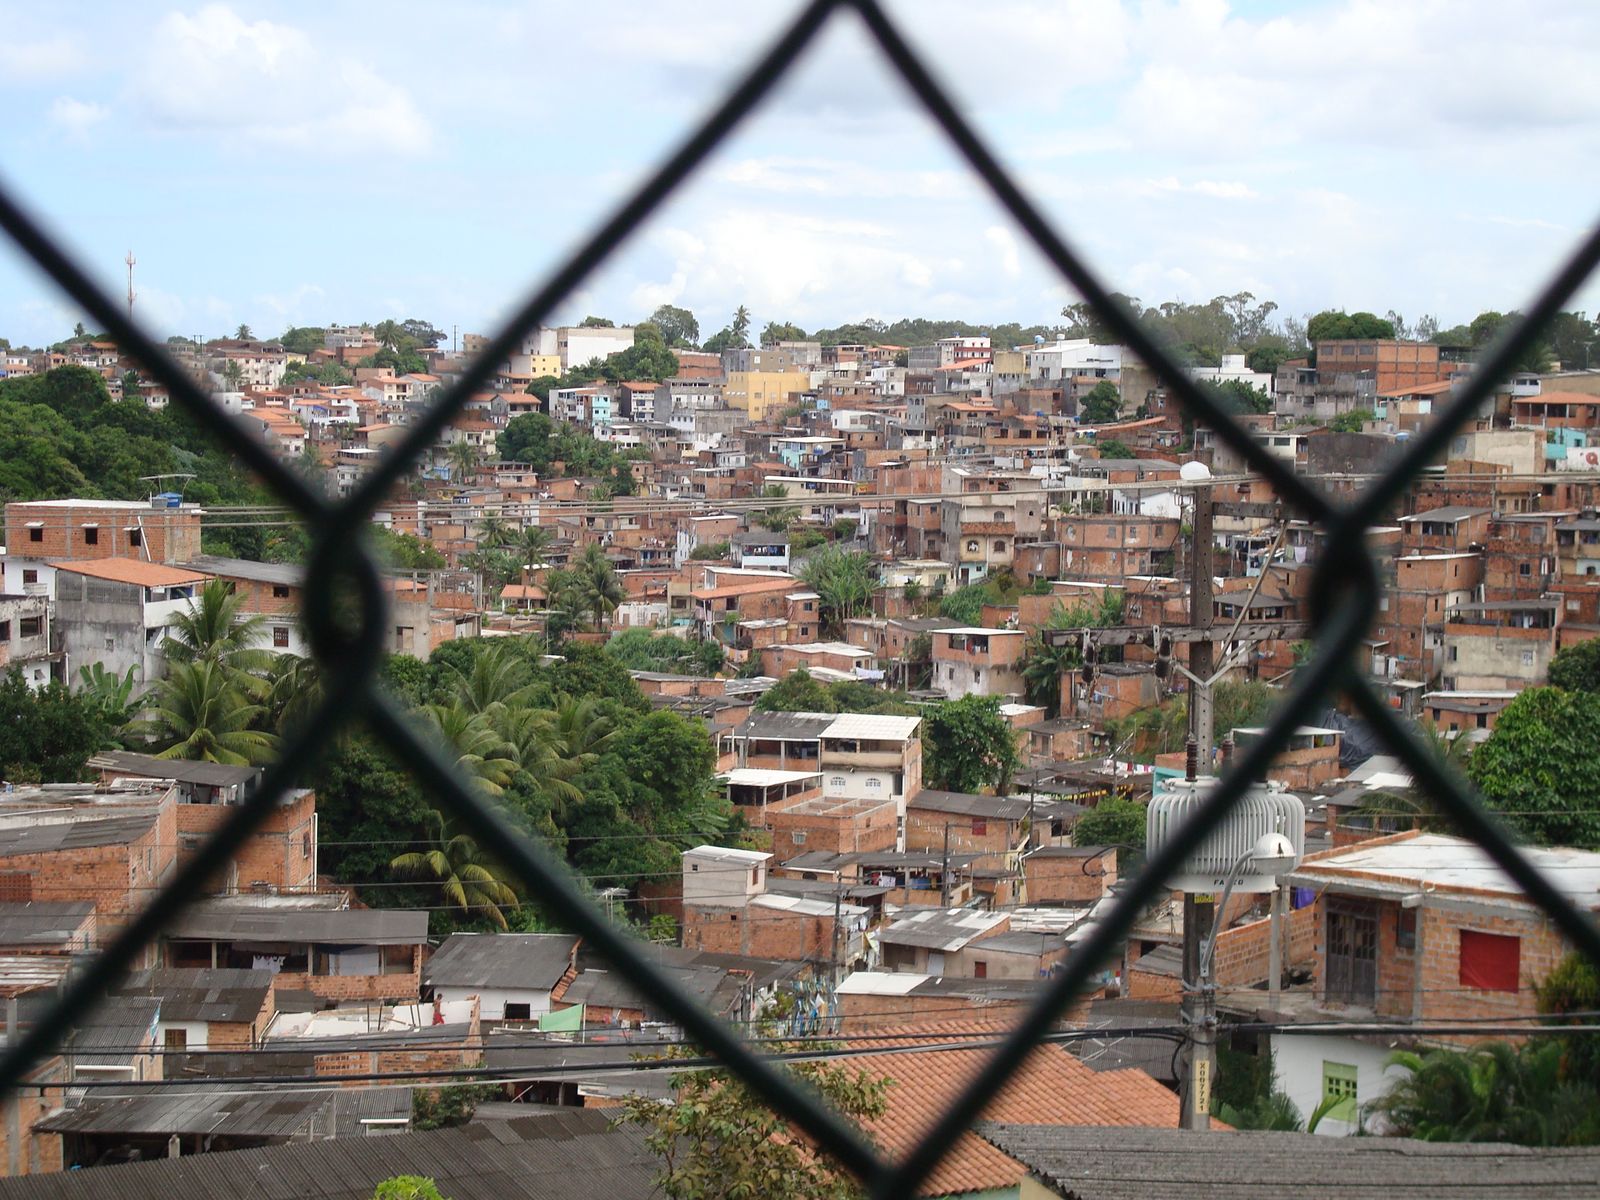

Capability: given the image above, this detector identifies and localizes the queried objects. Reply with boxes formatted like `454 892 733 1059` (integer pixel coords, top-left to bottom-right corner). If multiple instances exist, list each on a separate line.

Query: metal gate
1 2 1599 1196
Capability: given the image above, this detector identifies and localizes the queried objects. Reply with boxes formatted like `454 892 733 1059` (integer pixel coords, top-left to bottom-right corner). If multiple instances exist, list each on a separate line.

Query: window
21 569 36 585
1322 1061 1358 1123
971 818 987 836
830 777 846 788
1396 906 1416 952
18 617 40 638
272 585 291 598
966 540 979 553
27 527 41 543
1459 929 1520 992
1519 562 1531 576
0 622 8 642
792 831 807 845
165 1028 188 1053
503 1002 532 1022
1521 649 1535 668
273 626 290 648
128 529 142 548
864 777 882 789
973 961 987 979
302 832 312 858
82 526 98 545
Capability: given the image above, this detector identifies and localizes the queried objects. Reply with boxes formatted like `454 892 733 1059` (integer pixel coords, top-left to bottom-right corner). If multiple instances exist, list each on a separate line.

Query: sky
1 0 1597 350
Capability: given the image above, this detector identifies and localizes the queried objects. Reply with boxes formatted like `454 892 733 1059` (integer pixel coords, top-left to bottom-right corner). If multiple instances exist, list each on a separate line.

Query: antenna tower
125 251 136 320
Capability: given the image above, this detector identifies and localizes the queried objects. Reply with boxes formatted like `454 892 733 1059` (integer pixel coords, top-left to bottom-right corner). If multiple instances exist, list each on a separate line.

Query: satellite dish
1179 461 1212 481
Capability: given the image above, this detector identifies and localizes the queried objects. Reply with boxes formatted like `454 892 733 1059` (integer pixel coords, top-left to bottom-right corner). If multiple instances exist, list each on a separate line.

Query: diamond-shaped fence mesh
2 1 1599 1196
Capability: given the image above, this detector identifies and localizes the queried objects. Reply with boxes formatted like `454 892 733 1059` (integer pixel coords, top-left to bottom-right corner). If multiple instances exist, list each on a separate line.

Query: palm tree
1368 1041 1599 1145
137 661 279 765
391 811 520 930
513 525 554 586
1353 720 1471 835
475 513 515 549
574 544 625 630
234 324 253 341
424 702 518 795
447 440 482 482
543 693 617 788
373 319 403 353
494 706 584 819
443 643 535 715
265 653 323 734
164 579 276 684
797 544 875 636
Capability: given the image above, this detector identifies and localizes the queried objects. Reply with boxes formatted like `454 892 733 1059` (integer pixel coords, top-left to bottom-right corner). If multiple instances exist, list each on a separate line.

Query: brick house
1254 832 1600 1136
930 627 1027 700
1 498 203 599
161 903 428 1003
0 593 59 687
878 907 1012 976
679 846 868 964
112 967 277 1054
85 752 317 895
422 933 580 1023
0 809 176 953
179 555 307 656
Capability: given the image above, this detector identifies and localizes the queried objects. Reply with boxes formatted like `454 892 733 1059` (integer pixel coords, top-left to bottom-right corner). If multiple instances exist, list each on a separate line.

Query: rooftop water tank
1146 775 1305 894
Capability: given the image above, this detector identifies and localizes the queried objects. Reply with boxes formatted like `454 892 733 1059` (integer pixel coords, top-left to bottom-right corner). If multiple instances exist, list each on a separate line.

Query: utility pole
1188 483 1215 767
940 821 952 906
831 881 844 990
1177 737 1215 1130
124 251 136 321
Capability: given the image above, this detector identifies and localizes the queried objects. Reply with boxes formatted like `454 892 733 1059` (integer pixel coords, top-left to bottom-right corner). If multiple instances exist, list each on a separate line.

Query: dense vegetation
0 366 303 560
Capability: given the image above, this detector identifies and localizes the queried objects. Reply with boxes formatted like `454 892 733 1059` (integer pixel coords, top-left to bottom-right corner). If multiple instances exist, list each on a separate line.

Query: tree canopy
1467 687 1600 849
923 695 1020 794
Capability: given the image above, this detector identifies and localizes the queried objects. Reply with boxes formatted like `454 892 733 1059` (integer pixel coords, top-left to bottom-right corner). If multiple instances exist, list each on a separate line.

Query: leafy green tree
0 671 111 782
446 440 481 482
311 733 437 887
607 322 679 381
412 1084 498 1131
220 359 245 392
391 810 521 930
1094 438 1133 460
278 326 326 355
497 412 555 471
135 660 279 765
1245 340 1293 376
1327 407 1375 433
755 668 837 713
1549 639 1600 692
578 315 615 328
649 304 700 349
798 544 876 635
762 320 808 345
283 360 355 386
604 628 723 676
1072 795 1147 858
1201 378 1272 417
923 695 1020 794
753 482 800 532
702 305 754 355
1305 310 1396 347
368 525 447 570
1467 687 1600 848
689 540 730 561
1078 380 1121 423
619 1035 890 1200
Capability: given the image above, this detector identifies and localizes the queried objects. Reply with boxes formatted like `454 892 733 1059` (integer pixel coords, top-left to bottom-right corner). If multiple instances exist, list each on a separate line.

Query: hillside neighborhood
0 306 1598 1197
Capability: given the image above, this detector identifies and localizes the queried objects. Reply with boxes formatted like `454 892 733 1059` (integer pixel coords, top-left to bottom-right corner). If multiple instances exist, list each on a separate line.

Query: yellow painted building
725 370 811 421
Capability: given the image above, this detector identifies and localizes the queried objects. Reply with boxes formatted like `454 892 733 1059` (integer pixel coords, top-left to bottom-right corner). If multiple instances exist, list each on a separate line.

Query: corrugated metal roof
0 813 159 857
86 751 258 788
422 933 578 991
113 968 273 1024
164 904 428 945
0 902 94 946
822 712 922 740
978 1123 1600 1198
0 1109 660 1200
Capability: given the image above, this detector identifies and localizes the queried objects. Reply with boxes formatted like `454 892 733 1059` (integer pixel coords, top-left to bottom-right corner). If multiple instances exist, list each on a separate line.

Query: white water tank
1146 775 1305 894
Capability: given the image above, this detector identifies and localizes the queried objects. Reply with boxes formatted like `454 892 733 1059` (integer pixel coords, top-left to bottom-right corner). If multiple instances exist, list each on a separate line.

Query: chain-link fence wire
1 1 1599 1195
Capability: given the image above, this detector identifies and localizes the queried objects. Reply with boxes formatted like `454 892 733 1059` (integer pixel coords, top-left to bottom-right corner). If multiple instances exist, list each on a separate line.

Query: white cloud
48 96 109 142
0 36 83 85
131 5 431 155
985 225 1022 279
